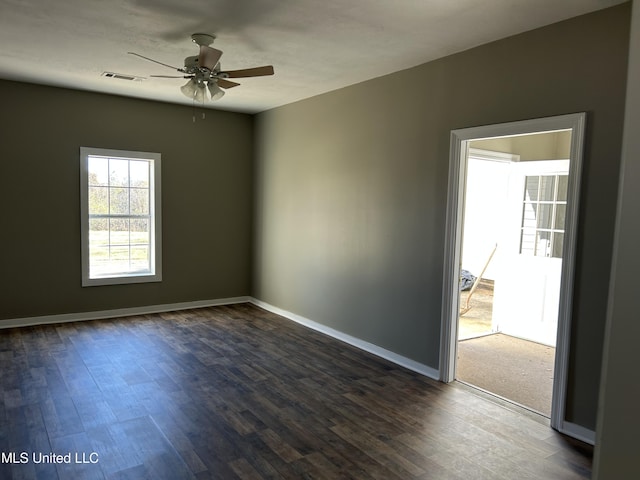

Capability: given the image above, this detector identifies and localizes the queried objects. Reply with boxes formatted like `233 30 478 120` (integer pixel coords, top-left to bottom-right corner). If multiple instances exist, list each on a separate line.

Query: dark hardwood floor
0 303 592 479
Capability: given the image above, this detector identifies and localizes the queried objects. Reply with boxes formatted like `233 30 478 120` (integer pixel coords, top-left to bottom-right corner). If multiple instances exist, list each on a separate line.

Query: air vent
101 72 145 82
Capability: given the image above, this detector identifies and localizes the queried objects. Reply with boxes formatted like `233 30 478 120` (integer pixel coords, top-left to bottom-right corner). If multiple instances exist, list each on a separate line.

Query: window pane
557 175 569 202
109 159 129 187
520 228 536 255
524 177 539 201
522 203 537 229
109 187 129 215
555 204 566 230
130 161 149 188
539 176 556 201
537 204 553 229
109 246 130 273
88 157 108 186
89 246 109 274
89 186 108 214
89 218 108 247
110 218 129 245
130 219 149 244
131 246 150 272
553 232 565 258
536 230 551 257
130 188 149 215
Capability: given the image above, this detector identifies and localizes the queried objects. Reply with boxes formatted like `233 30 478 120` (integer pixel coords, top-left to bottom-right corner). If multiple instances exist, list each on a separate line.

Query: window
80 147 161 286
519 174 567 258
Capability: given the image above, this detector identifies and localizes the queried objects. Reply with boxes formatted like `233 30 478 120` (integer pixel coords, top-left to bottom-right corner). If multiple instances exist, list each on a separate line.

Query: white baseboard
0 296 251 330
559 421 596 445
250 298 440 381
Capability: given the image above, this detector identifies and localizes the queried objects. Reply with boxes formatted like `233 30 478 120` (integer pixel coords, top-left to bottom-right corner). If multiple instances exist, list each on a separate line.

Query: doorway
440 114 586 435
457 145 569 416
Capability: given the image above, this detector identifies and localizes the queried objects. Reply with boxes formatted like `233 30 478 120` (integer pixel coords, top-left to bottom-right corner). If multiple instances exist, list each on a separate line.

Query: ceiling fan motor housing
184 56 198 71
191 33 216 46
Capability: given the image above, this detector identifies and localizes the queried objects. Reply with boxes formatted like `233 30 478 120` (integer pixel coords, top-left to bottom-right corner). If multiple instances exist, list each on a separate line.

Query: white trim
454 117 574 142
251 298 441 380
439 132 467 383
560 421 596 445
0 297 251 329
552 115 585 432
441 113 586 436
468 148 520 163
511 158 570 175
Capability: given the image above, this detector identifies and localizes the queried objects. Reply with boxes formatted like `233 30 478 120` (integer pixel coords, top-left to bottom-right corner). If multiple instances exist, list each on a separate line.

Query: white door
492 160 569 346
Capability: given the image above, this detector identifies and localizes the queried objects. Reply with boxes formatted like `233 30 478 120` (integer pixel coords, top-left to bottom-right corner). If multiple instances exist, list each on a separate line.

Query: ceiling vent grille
101 72 145 82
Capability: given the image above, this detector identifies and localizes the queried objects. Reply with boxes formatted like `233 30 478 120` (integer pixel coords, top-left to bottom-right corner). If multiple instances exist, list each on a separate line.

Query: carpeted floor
457 333 555 416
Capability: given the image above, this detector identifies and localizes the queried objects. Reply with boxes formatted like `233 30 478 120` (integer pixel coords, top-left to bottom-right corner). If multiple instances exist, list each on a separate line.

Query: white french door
492 160 569 346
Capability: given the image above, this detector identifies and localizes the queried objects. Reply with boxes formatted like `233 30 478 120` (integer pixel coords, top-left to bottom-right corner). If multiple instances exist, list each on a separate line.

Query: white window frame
519 173 569 258
80 147 162 286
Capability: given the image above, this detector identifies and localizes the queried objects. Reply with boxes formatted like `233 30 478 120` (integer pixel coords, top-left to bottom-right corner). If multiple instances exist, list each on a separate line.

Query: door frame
439 113 586 434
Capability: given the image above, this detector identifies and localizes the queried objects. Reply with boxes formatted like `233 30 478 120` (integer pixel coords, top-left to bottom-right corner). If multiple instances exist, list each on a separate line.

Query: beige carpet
457 333 555 416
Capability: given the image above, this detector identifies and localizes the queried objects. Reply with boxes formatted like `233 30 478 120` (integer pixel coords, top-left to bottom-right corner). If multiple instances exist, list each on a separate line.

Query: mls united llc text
1 451 99 464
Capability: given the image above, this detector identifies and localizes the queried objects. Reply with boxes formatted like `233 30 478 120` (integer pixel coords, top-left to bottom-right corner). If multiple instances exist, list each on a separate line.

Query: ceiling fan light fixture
208 81 225 101
194 84 207 103
180 78 197 99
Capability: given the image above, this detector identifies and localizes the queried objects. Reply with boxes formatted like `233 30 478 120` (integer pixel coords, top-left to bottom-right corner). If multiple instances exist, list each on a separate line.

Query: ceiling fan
128 33 274 102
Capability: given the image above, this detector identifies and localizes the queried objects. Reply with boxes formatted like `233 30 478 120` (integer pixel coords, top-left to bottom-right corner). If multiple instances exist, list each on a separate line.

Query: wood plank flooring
0 303 592 479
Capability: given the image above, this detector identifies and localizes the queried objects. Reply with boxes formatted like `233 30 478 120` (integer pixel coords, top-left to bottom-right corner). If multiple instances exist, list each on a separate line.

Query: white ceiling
0 0 626 113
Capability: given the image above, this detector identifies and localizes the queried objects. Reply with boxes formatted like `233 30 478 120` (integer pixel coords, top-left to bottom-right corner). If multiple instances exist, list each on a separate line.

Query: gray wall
594 1 640 477
254 3 630 431
0 80 254 319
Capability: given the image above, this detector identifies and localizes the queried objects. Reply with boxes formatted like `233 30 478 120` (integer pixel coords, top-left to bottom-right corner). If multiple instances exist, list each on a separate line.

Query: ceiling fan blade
128 52 183 71
151 75 192 78
216 78 241 89
199 45 223 71
220 65 274 78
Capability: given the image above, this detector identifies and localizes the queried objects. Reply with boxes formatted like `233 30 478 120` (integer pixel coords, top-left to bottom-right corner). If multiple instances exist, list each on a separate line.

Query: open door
492 160 569 347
